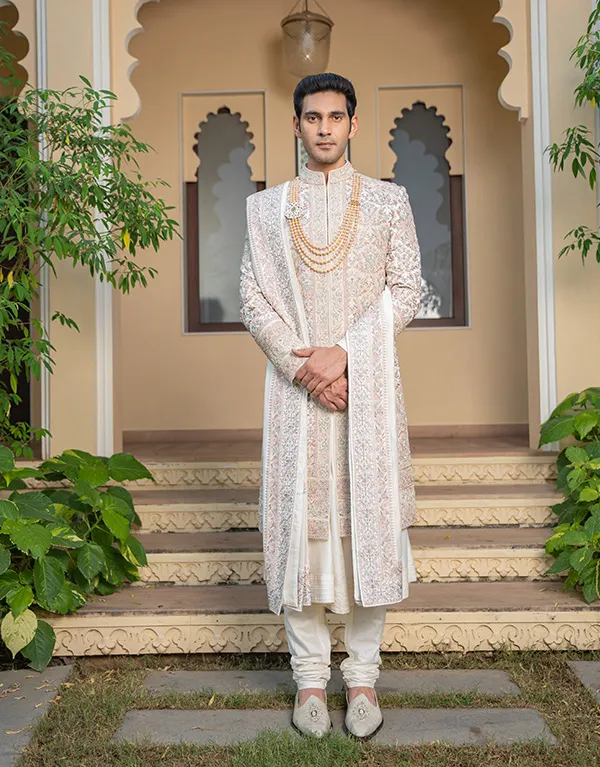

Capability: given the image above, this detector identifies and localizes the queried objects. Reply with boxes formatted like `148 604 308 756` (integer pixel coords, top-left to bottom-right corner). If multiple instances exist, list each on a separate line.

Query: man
239 72 421 740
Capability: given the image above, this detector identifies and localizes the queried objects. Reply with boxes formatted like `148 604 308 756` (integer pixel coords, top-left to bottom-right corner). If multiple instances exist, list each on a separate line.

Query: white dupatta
247 182 416 615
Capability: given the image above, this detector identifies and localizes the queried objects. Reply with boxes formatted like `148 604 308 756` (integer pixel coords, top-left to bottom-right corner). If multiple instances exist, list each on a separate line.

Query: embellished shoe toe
344 690 384 740
291 692 332 738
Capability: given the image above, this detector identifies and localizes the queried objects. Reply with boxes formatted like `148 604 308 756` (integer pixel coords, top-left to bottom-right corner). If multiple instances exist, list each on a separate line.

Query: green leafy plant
0 444 153 670
539 9 600 604
547 6 600 263
539 390 600 603
0 33 179 456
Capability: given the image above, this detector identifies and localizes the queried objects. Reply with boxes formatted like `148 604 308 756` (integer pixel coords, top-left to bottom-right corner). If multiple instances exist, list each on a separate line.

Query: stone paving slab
0 664 74 767
113 707 557 747
144 669 521 697
567 661 600 704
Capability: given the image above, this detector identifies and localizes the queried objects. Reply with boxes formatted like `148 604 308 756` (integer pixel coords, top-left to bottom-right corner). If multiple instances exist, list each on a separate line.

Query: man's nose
319 121 332 135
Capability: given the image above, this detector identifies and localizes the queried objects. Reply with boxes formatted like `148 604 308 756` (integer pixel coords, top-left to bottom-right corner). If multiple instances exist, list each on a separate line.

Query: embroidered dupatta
244 182 416 615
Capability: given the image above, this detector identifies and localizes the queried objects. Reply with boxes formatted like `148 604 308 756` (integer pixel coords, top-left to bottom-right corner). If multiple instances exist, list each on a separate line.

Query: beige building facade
1 0 599 457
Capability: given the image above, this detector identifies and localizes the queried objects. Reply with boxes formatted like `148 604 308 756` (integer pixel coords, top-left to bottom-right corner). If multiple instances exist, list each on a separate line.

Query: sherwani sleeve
239 230 307 384
385 184 422 334
341 184 421 341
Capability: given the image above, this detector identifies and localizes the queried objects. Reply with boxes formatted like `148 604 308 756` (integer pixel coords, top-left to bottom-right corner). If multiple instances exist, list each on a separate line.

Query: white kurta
276 161 419 614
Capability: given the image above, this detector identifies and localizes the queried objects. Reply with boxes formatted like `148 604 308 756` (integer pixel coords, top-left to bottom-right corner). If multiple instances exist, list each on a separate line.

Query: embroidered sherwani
240 161 422 615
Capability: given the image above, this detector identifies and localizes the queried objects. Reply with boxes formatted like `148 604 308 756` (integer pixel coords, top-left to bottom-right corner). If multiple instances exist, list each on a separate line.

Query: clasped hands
292 345 348 412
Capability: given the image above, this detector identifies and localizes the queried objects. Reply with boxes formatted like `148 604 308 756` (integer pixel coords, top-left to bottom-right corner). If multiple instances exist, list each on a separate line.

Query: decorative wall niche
379 86 467 328
182 92 266 332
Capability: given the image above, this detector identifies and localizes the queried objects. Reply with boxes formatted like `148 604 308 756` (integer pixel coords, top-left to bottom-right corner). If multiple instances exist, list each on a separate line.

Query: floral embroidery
240 164 421 613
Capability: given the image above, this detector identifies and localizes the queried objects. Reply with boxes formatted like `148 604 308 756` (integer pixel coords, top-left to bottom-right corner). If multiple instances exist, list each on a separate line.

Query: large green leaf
96 576 118 595
78 460 110 488
9 522 53 559
74 480 102 507
582 561 600 603
107 453 154 482
561 529 590 548
91 526 114 547
574 411 600 439
46 548 70 572
7 585 34 617
1 609 37 657
0 571 20 600
119 535 147 567
76 542 106 580
13 492 60 523
106 485 134 511
68 584 87 609
583 387 600 405
19 568 34 585
579 487 599 502
539 415 576 446
0 499 19 522
570 546 593 573
552 499 580 524
0 446 15 473
21 620 56 672
0 547 10 575
107 486 141 527
566 446 588 464
101 545 129 585
33 557 65 606
585 441 600 460
38 456 79 482
556 465 571 491
101 506 130 543
549 391 579 419
47 582 76 614
45 523 85 549
48 503 78 524
545 548 573 574
99 493 134 522
585 511 600 538
567 467 587 492
70 567 94 593
6 467 44 481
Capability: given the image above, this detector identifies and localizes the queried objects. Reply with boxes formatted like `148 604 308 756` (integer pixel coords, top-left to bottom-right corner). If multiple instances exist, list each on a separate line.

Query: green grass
11 648 600 767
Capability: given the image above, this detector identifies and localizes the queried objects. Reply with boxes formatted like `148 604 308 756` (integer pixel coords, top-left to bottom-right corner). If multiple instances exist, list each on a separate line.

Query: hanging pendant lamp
281 0 334 78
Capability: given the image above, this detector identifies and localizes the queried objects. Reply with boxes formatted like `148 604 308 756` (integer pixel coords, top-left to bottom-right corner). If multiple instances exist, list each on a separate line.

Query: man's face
293 90 358 167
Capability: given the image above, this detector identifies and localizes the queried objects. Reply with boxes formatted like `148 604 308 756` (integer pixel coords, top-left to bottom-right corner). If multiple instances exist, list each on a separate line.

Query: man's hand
317 374 348 412
293 345 347 397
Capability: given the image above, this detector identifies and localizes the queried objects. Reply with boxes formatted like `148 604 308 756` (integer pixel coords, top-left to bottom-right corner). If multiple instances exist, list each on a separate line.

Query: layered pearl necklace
287 171 362 274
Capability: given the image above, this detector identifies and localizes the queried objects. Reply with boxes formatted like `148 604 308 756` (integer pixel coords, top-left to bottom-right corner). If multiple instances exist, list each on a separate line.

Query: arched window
385 101 467 326
185 106 264 331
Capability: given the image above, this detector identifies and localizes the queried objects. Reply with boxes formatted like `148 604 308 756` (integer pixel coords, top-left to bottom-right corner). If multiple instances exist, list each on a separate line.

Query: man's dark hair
293 73 357 120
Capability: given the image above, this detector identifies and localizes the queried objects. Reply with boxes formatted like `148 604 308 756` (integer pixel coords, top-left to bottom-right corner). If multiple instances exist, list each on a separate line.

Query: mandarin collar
299 160 355 185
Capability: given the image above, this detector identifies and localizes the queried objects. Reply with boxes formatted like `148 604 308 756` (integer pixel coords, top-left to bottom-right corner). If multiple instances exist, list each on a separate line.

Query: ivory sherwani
240 160 421 615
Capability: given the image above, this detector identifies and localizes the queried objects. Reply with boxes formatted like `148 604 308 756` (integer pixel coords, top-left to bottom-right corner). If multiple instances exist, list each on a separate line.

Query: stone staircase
45 437 600 657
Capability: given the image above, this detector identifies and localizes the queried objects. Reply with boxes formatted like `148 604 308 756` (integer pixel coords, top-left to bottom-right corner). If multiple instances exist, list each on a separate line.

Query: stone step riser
123 457 556 490
135 548 558 586
135 501 558 533
48 608 600 655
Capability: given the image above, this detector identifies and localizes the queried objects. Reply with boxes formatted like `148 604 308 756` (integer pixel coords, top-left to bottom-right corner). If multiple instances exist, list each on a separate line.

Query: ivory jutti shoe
291 692 332 738
344 689 384 740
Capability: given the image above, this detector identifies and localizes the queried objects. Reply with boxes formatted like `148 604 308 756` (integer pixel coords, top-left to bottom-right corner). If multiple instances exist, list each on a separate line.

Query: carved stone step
124 454 556 490
131 484 560 533
130 527 559 585
46 581 600 656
